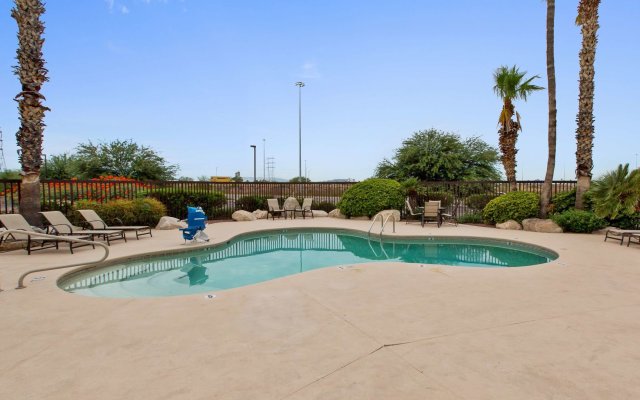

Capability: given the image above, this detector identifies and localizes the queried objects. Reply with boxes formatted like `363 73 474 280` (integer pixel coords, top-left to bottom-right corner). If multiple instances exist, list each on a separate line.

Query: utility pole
295 82 305 179
262 138 266 181
250 145 256 182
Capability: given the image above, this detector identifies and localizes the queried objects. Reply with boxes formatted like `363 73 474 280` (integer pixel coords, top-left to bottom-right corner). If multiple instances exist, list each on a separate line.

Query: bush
74 198 166 226
551 209 607 233
608 212 640 230
148 190 226 219
483 191 539 224
550 188 593 215
464 193 497 211
457 212 484 224
337 178 404 218
313 201 336 213
235 195 267 211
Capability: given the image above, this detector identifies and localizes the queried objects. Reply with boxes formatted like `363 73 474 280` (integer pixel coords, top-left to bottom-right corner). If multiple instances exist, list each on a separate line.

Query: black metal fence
0 179 576 220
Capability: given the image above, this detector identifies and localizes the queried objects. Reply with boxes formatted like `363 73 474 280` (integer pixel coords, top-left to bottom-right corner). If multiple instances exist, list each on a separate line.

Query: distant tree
177 176 194 181
41 153 76 179
197 175 210 182
231 171 243 182
375 129 501 181
0 169 21 179
73 139 178 180
290 176 311 183
493 65 543 191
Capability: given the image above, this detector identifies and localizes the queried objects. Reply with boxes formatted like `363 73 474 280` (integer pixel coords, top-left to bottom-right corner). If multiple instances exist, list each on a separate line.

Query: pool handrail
0 230 109 291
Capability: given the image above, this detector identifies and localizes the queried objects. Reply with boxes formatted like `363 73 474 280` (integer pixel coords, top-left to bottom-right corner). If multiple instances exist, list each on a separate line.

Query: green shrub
483 191 539 224
337 178 404 218
551 209 607 233
464 193 497 211
235 195 267 211
148 190 226 219
313 200 336 213
608 212 640 230
74 198 166 226
457 212 484 224
424 191 453 207
550 188 593 215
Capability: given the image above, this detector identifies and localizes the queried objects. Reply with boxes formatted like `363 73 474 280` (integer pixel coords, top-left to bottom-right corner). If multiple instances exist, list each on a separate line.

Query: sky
0 0 638 181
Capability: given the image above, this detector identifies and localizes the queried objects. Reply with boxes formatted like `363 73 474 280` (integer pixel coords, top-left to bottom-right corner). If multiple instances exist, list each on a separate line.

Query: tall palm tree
540 0 557 218
12 0 49 225
574 0 601 209
493 65 543 192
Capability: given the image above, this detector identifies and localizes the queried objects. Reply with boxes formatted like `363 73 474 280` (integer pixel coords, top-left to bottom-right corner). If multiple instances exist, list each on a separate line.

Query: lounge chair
441 198 459 226
0 214 92 255
424 200 441 227
39 211 126 245
604 227 640 246
628 233 640 247
294 198 314 219
267 198 286 220
405 199 424 227
76 209 152 239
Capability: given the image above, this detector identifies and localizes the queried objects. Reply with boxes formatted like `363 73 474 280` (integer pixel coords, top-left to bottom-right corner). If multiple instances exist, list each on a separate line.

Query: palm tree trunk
12 0 49 225
575 0 600 209
540 0 557 218
498 100 519 192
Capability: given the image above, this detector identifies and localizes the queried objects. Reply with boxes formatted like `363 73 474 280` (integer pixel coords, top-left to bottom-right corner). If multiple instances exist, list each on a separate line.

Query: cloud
300 62 321 79
105 0 115 11
120 5 130 14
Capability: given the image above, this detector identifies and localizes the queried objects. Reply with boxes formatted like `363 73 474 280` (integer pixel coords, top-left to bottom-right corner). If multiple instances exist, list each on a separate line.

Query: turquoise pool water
60 229 557 298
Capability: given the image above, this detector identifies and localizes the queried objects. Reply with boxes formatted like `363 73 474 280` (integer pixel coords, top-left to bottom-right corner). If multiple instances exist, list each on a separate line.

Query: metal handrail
367 213 384 237
0 230 109 290
381 214 396 235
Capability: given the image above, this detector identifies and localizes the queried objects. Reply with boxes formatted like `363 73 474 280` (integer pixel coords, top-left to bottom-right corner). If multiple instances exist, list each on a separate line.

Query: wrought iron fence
0 179 577 220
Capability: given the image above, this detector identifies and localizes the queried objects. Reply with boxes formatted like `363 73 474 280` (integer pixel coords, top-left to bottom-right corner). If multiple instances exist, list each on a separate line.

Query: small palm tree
12 0 49 225
590 164 640 219
493 65 543 192
574 0 601 209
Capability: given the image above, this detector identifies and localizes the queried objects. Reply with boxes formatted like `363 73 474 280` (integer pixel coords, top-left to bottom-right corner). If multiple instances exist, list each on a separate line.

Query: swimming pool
59 228 557 298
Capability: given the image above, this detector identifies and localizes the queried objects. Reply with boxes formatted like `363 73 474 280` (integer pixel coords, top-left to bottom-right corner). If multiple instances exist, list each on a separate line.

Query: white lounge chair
604 227 640 246
0 214 92 255
40 211 126 245
76 209 152 239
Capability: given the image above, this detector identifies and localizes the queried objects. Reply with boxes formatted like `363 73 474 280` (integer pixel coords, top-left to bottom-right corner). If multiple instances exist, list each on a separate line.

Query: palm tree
12 0 49 225
590 164 640 219
574 0 601 209
540 0 557 218
493 65 543 192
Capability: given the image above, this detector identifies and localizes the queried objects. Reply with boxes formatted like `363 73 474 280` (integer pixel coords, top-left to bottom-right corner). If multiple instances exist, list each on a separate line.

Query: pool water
60 229 557 298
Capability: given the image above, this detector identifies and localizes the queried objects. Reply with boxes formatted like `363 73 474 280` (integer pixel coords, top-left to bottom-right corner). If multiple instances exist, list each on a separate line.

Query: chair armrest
114 217 124 225
47 223 72 235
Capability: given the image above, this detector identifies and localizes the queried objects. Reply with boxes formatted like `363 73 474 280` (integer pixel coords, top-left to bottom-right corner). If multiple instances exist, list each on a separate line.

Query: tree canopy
375 129 501 181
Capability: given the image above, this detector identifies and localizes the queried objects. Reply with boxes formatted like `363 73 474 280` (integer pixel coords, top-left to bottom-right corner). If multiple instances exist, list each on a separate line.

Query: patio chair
39 211 126 245
604 227 640 246
0 214 92 255
628 233 640 247
424 200 441 227
441 198 459 227
76 209 152 239
267 198 286 220
405 199 424 227
294 198 314 219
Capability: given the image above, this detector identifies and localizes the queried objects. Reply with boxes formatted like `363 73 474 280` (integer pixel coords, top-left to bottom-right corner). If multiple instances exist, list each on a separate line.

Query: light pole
295 81 305 179
262 138 266 181
250 145 256 182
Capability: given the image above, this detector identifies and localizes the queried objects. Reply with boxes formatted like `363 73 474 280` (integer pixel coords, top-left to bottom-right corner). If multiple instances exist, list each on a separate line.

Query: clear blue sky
0 0 638 181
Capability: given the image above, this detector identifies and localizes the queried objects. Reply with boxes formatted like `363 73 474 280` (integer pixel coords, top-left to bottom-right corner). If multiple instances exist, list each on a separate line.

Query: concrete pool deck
1 218 639 399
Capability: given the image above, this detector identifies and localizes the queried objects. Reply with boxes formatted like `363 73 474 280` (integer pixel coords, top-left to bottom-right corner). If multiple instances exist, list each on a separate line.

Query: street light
295 81 305 179
262 138 266 181
250 145 257 182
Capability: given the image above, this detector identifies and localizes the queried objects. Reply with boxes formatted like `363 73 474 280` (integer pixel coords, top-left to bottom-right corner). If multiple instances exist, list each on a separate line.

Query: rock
311 210 328 217
328 209 346 219
374 209 401 222
252 209 268 220
496 220 522 230
156 216 187 230
232 210 257 221
283 197 301 218
522 218 563 233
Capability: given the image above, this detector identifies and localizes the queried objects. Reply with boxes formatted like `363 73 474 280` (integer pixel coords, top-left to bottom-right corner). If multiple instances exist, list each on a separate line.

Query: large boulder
232 210 257 221
496 220 522 230
252 209 268 220
283 197 301 218
522 218 563 233
374 209 401 222
312 210 328 217
156 216 187 230
328 209 346 219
